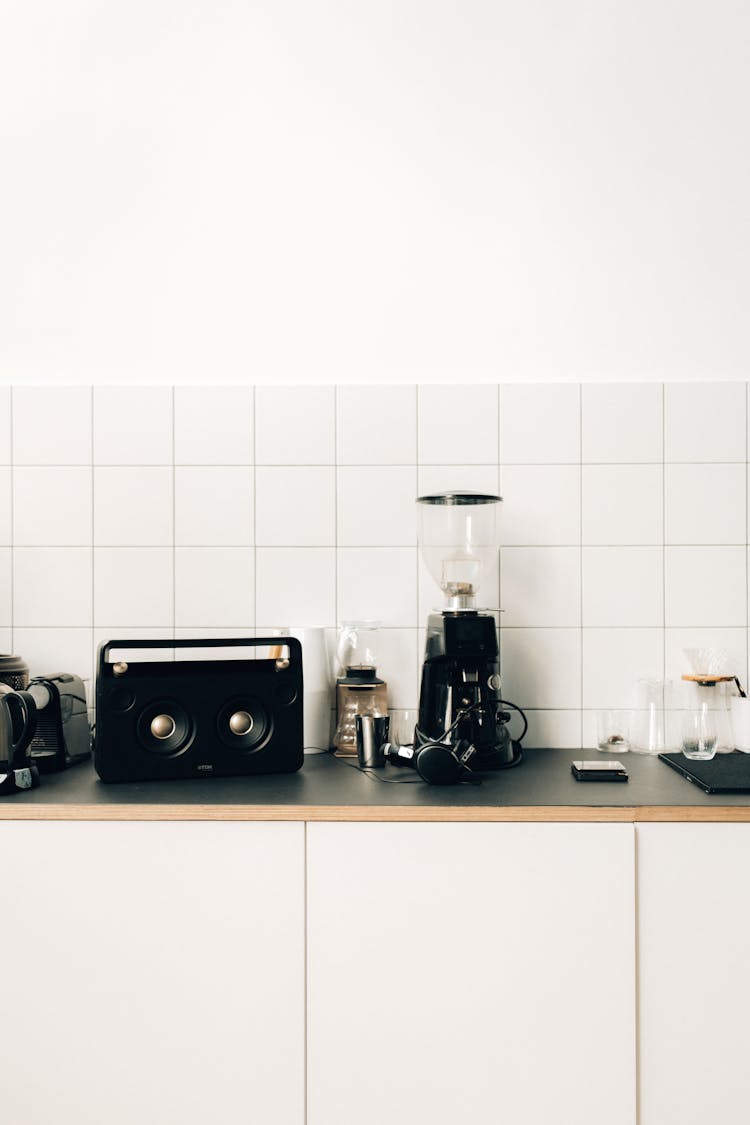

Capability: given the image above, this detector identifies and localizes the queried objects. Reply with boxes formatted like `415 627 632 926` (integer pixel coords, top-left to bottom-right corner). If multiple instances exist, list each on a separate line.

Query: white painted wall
1 0 748 384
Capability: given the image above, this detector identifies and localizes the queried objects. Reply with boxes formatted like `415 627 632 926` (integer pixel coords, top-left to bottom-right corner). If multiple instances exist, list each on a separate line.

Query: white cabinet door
0 822 304 1125
307 823 635 1125
638 824 750 1125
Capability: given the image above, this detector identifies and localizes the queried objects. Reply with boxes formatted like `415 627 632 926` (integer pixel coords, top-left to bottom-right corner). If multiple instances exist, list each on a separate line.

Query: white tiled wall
2 383 749 748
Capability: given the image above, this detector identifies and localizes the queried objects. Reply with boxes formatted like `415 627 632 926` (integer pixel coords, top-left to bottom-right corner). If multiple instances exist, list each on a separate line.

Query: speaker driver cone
218 698 271 751
228 710 253 735
137 700 193 756
151 714 177 740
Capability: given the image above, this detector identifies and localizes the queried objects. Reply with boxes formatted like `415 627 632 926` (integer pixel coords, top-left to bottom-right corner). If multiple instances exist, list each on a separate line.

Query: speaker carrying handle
97 637 303 678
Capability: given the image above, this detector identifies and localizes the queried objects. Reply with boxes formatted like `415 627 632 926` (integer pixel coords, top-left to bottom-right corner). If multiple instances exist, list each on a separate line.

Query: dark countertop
2 749 750 821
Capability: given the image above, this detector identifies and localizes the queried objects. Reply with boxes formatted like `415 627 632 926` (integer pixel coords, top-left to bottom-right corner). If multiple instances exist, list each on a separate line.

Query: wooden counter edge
2 803 750 822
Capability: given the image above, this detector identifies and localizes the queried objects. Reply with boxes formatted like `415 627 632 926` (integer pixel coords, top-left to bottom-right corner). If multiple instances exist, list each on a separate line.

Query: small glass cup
389 709 419 748
682 703 718 761
595 710 632 753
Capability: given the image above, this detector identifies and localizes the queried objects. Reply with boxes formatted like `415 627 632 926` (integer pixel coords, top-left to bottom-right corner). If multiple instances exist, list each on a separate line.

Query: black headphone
383 699 528 785
383 738 478 785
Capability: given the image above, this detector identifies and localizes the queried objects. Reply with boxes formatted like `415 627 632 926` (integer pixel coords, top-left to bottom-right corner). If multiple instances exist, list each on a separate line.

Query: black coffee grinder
415 492 524 771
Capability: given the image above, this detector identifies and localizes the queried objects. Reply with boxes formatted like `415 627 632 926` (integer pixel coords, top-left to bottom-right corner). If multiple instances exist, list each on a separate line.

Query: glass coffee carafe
333 621 388 756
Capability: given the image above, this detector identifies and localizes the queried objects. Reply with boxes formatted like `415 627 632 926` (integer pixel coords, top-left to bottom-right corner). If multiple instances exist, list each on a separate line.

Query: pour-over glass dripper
335 621 381 677
417 492 501 610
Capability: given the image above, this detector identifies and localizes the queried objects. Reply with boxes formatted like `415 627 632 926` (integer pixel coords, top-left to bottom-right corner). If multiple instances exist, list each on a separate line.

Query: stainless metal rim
416 492 502 506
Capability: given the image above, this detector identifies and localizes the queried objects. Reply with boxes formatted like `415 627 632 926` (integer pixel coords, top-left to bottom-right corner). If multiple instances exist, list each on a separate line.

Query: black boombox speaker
94 637 304 783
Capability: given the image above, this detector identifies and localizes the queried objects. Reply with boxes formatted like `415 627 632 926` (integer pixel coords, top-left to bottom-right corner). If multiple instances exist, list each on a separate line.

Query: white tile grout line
633 824 641 1125
333 387 338 630
11 542 750 550
171 386 176 640
416 382 422 688
10 459 750 468
662 383 666 683
303 820 308 1125
12 623 750 631
497 382 502 475
579 382 584 748
9 387 14 654
90 387 95 689
497 386 502 653
252 385 257 632
415 384 420 698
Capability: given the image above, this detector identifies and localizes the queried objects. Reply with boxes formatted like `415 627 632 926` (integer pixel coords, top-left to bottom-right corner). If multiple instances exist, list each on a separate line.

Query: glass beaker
632 679 677 755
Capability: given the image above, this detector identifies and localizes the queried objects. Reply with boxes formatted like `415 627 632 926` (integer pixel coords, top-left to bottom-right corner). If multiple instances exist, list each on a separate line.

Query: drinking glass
389 709 419 747
595 710 631 753
681 703 718 761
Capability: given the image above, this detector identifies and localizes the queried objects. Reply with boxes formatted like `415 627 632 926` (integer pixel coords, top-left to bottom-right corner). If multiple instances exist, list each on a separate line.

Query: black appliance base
472 743 523 772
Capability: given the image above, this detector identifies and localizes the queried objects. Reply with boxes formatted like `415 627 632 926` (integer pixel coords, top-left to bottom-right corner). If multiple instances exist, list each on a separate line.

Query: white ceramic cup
730 696 750 754
290 627 332 753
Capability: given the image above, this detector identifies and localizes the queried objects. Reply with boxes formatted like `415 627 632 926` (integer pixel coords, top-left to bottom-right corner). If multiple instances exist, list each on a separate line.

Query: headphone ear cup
415 743 463 785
